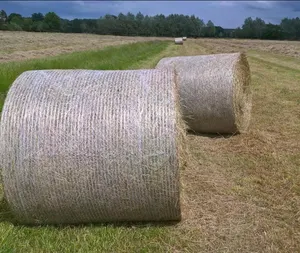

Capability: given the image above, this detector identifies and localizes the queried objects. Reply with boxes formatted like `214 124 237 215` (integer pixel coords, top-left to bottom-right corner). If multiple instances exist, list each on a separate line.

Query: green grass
0 41 169 112
0 223 175 253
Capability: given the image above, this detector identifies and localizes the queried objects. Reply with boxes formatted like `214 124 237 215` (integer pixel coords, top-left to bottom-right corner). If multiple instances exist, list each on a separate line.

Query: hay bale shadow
0 196 179 228
187 130 237 139
0 197 17 224
60 220 180 229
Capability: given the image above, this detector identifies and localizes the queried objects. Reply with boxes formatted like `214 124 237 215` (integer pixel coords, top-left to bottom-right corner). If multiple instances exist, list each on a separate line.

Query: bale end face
155 52 252 134
233 53 252 133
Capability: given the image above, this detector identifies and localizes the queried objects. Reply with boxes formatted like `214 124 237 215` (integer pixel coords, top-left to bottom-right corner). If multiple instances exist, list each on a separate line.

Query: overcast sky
1 1 300 28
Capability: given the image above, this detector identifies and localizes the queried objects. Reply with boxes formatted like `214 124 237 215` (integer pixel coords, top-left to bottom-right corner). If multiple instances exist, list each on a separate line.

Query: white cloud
211 1 237 7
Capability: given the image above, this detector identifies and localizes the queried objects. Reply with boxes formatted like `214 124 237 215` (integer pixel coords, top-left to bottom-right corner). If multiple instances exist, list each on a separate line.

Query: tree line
0 9 299 40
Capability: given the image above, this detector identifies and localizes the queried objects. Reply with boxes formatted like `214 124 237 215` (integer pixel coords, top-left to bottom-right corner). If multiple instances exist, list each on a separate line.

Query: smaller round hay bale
156 53 252 134
182 37 187 41
174 38 183 45
0 69 186 225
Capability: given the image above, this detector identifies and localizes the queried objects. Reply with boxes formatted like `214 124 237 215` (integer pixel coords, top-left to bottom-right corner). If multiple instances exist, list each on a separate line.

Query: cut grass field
0 31 169 63
0 36 300 252
193 38 300 58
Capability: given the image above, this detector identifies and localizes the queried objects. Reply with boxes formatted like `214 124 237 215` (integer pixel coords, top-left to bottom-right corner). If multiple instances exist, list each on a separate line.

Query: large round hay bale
0 69 185 225
182 37 187 41
174 38 183 45
156 53 252 134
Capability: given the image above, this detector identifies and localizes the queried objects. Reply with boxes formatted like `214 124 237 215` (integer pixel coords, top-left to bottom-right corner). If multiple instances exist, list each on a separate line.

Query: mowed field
0 31 169 63
0 31 300 252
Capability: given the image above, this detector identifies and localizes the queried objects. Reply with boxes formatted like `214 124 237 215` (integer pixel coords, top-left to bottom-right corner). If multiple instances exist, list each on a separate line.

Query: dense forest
0 9 300 40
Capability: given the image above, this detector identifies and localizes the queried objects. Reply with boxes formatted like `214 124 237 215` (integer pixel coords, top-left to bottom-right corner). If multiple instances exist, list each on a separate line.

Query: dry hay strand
0 69 187 225
175 38 183 45
156 52 252 134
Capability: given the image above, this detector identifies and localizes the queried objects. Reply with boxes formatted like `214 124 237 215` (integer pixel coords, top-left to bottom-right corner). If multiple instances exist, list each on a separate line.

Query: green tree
206 20 216 37
233 27 244 38
96 15 118 35
281 17 300 40
215 26 224 37
0 9 7 29
262 23 283 40
10 16 23 26
253 18 266 38
242 17 254 38
0 9 7 23
136 12 144 35
8 22 22 31
281 18 292 39
189 15 203 37
71 18 82 33
8 14 24 31
7 13 22 23
5 9 298 40
32 12 44 22
196 17 205 37
241 17 266 38
44 12 60 31
80 22 88 33
23 17 33 31
126 12 137 36
31 21 45 32
60 19 72 33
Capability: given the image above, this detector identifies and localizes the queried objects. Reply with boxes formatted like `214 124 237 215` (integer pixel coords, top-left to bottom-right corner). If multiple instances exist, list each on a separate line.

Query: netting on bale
156 53 252 134
0 69 185 225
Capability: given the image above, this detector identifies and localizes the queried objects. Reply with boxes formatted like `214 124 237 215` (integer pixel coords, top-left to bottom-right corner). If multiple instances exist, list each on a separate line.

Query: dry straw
0 69 186 225
174 38 183 45
156 53 252 134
